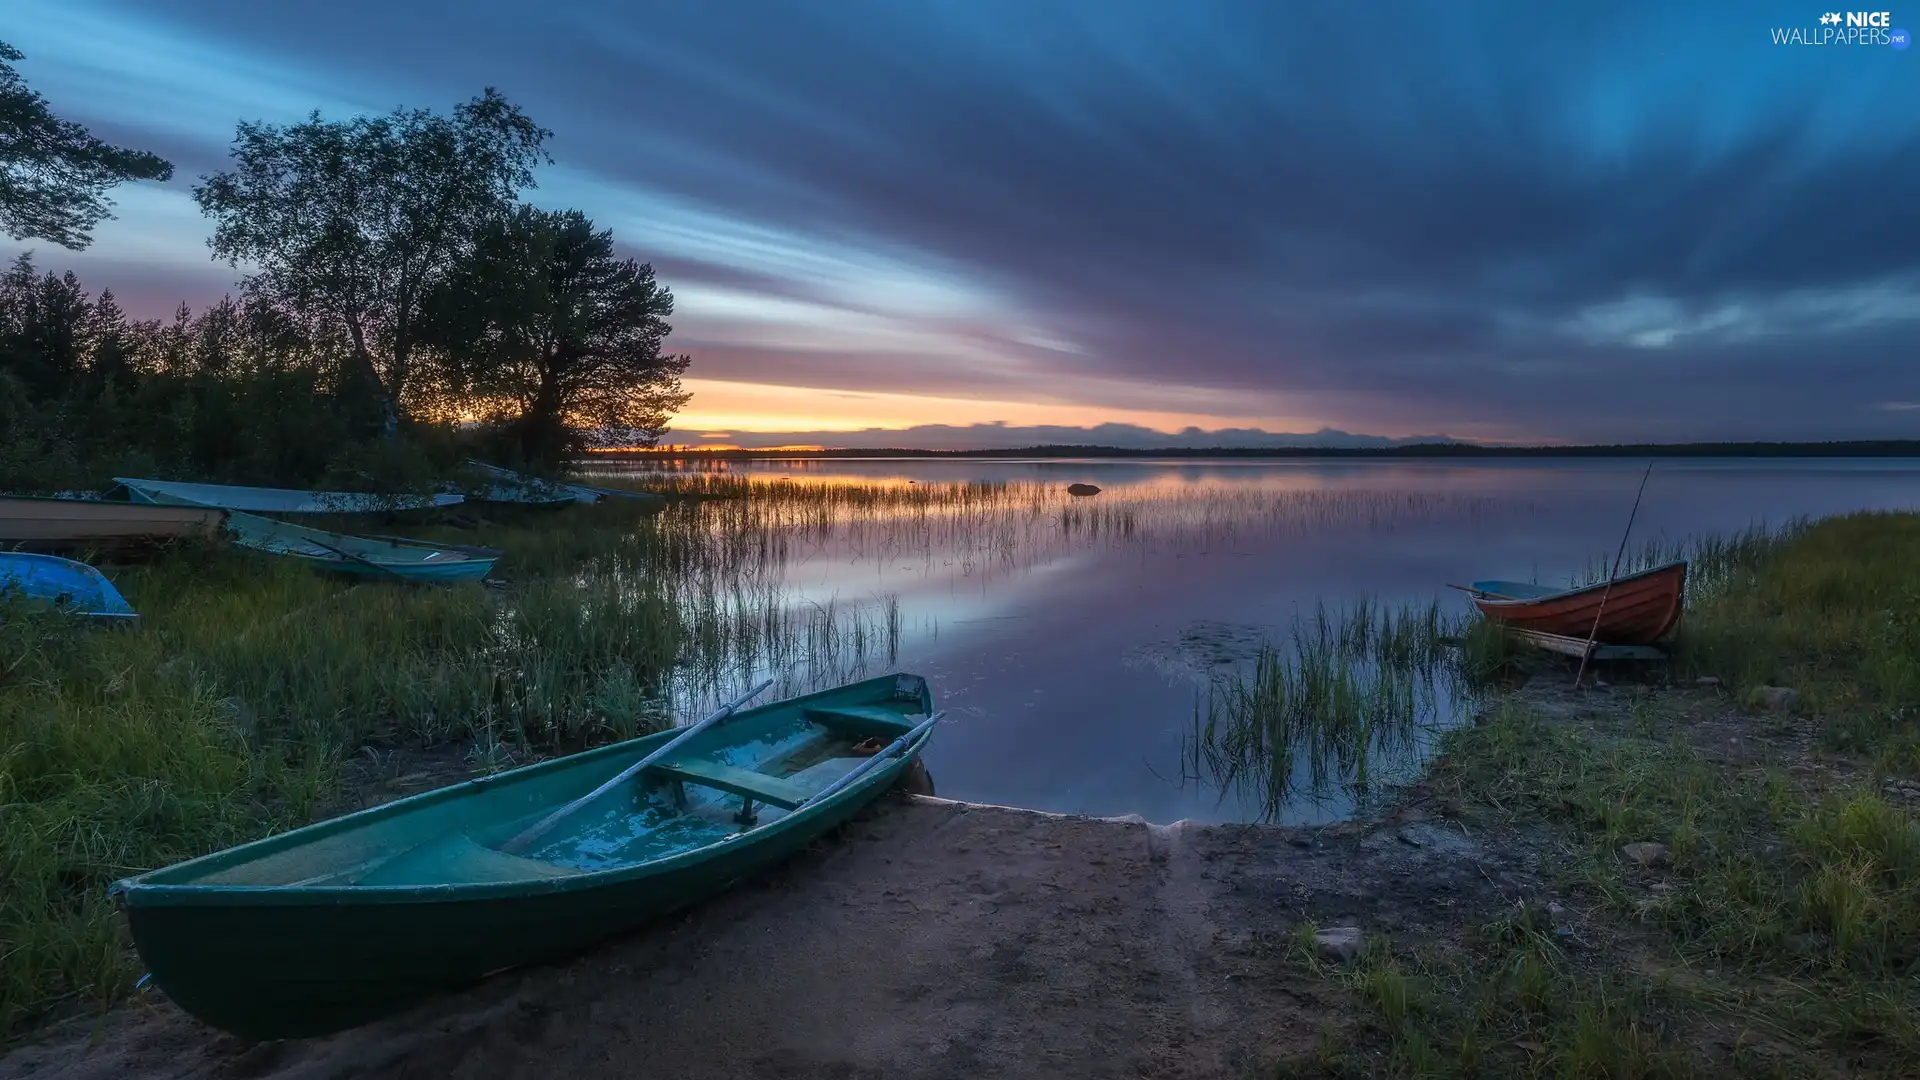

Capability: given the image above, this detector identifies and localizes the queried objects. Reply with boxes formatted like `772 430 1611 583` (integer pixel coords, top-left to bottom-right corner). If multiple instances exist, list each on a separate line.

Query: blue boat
0 552 139 620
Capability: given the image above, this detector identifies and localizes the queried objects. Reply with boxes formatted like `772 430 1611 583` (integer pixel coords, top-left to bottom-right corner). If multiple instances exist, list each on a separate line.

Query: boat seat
646 758 813 810
803 704 917 738
784 757 870 794
353 832 582 886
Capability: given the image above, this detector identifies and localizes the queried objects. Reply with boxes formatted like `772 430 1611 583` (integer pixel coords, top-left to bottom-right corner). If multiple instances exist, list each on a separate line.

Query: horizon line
591 438 1920 458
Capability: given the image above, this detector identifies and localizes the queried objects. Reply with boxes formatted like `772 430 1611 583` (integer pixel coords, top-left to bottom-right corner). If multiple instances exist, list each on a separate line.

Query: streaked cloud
2 0 1915 443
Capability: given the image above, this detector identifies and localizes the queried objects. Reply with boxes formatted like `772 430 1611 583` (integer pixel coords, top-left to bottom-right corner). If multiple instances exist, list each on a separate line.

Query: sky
4 0 1917 448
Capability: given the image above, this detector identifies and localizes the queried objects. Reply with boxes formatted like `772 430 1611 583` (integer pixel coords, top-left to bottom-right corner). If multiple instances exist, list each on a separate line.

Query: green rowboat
111 673 938 1040
224 511 501 584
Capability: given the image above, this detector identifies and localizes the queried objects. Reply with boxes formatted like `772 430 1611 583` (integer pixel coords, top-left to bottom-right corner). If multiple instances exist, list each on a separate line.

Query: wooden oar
363 534 504 558
309 539 416 583
499 678 775 854
796 711 945 808
1447 583 1518 601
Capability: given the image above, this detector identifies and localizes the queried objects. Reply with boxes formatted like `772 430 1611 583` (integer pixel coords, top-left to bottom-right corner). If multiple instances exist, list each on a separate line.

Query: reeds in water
1186 598 1469 821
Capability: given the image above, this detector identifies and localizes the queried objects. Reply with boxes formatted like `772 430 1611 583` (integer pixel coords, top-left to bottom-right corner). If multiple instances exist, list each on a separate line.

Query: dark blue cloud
5 0 1917 442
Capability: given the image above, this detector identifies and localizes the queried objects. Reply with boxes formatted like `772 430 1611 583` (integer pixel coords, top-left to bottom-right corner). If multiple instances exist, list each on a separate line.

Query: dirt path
2 793 1544 1080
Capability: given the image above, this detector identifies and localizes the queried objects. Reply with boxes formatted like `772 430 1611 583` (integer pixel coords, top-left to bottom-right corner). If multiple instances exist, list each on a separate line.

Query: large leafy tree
193 89 550 431
0 42 173 250
424 206 691 463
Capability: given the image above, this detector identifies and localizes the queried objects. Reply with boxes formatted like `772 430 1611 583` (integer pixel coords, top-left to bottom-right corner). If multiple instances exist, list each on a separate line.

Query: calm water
588 457 1920 825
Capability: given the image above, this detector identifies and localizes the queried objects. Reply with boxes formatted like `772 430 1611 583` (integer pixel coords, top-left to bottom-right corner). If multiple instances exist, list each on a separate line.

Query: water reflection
584 458 1920 824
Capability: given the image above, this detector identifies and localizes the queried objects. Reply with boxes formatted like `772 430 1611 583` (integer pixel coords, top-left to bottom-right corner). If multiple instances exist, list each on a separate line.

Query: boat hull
225 512 499 584
1469 561 1687 645
465 462 666 512
0 551 138 619
581 484 667 512
124 775 897 1039
466 488 581 512
309 550 497 583
115 675 934 1040
0 496 226 554
465 461 605 506
115 478 463 515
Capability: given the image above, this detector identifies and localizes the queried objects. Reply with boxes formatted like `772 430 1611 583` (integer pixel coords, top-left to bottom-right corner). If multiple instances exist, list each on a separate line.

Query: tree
0 252 92 398
193 89 550 432
84 288 137 390
424 206 691 463
0 42 173 249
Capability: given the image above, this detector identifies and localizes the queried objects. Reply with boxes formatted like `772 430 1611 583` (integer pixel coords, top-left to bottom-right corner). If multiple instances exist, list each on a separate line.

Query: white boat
114 479 465 515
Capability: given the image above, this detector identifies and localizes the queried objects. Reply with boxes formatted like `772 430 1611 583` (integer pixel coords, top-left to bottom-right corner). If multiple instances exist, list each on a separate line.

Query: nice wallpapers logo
1771 10 1910 46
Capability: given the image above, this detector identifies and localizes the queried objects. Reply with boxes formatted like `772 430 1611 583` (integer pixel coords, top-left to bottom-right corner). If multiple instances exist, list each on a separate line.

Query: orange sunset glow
668 377 1328 437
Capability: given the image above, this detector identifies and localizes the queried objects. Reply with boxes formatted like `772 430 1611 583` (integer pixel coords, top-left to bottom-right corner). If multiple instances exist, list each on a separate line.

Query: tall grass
1186 599 1469 820
581 472 1522 588
0 600 328 1030
1670 513 1920 759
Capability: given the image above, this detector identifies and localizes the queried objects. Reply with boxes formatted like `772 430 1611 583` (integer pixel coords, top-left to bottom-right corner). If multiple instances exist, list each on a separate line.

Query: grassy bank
0 490 922 1034
0 505 681 1031
1287 511 1920 1078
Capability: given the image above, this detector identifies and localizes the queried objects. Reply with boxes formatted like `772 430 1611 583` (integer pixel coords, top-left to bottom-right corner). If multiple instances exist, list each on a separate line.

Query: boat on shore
467 461 665 512
1461 560 1688 645
225 512 499 584
0 495 227 554
114 478 465 515
465 484 582 511
112 673 939 1040
465 461 602 506
0 551 139 620
575 483 668 510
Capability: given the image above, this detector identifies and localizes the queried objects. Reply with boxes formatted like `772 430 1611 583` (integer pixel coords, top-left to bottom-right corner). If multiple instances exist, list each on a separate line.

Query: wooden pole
1573 461 1656 688
500 678 774 854
309 539 415 583
798 712 944 808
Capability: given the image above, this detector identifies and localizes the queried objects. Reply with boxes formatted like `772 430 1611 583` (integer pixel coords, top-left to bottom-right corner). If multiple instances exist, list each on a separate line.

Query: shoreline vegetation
1280 510 1920 1078
0 475 1913 1077
598 439 1920 461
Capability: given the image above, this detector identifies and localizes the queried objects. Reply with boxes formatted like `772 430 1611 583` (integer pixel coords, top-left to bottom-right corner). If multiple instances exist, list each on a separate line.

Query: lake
586 457 1920 825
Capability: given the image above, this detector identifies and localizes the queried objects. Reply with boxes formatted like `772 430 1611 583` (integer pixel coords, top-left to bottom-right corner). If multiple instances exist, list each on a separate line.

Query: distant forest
604 440 1920 461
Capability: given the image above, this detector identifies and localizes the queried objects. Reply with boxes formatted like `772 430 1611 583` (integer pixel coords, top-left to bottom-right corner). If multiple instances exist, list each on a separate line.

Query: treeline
0 259 403 492
1 45 691 494
607 440 1920 460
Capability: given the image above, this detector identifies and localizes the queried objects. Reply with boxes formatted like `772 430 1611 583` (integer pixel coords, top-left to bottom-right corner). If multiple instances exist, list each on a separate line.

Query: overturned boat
114 478 464 515
0 551 139 621
0 495 226 554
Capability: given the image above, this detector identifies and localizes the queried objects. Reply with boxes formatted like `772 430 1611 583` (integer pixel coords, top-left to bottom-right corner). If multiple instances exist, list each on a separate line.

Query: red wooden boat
1463 560 1688 645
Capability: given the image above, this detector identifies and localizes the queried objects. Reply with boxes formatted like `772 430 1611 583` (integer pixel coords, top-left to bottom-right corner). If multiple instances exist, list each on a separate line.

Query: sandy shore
1 792 1540 1080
